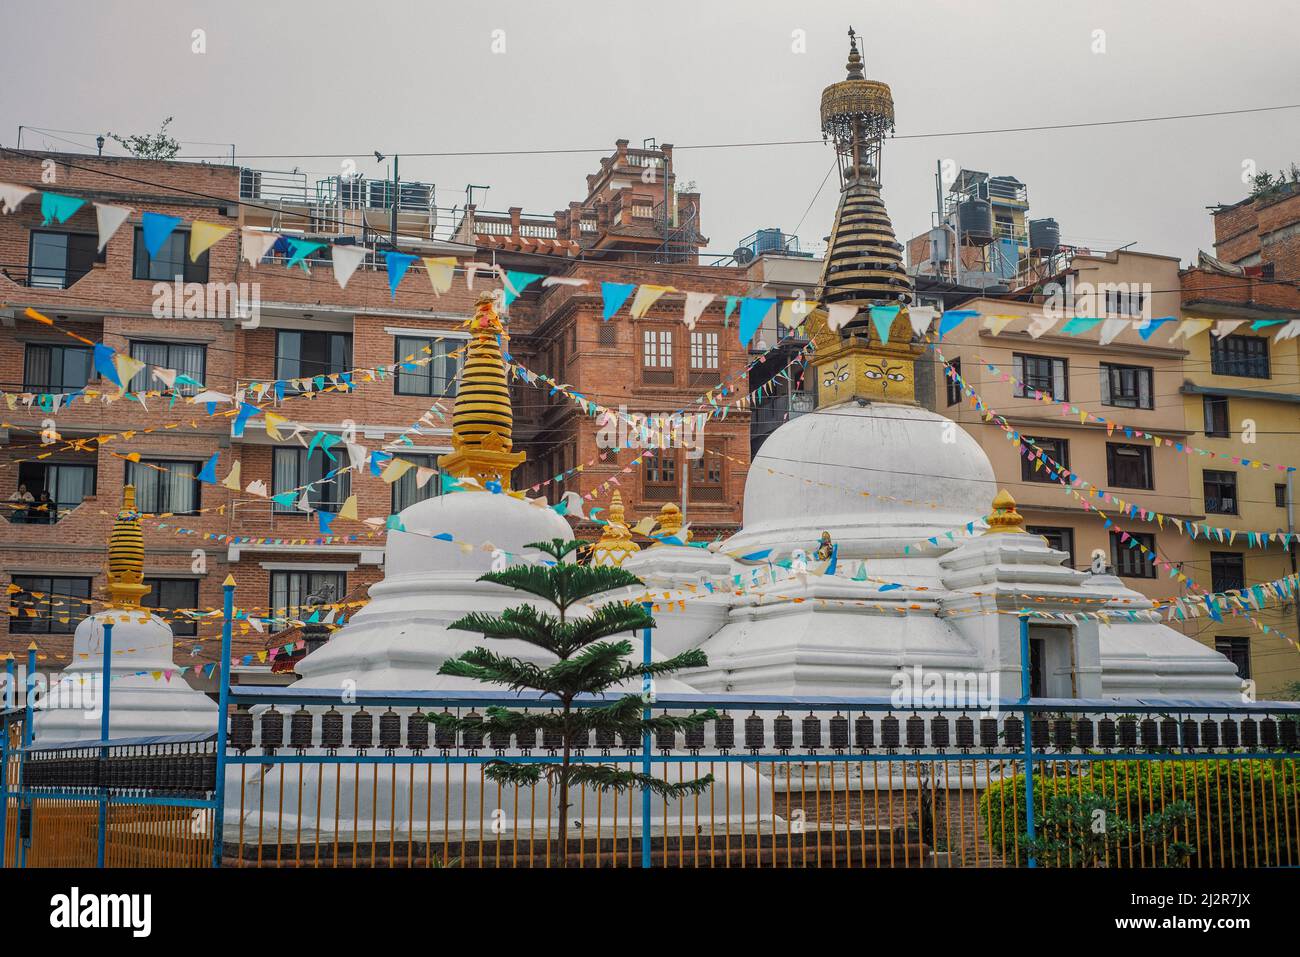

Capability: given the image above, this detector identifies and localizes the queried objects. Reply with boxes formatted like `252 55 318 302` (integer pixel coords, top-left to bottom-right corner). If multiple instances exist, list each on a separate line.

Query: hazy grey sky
4 0 1298 263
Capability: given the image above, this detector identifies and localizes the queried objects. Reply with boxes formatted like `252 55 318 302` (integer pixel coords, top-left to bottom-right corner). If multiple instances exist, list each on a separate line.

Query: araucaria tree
430 539 714 865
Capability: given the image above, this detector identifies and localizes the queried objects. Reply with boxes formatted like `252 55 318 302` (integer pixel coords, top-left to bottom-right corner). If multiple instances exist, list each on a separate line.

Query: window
23 343 92 393
132 227 209 283
689 332 719 370
9 575 91 634
127 459 201 515
1022 437 1069 482
143 578 199 637
642 329 673 367
129 341 206 395
276 331 352 383
393 336 461 397
392 453 439 512
1012 353 1067 400
1210 334 1269 379
945 357 962 406
1277 484 1289 509
28 230 101 289
597 324 617 348
1110 531 1156 578
1210 553 1245 593
272 447 351 512
1102 287 1145 317
1215 636 1251 680
270 570 347 622
1106 443 1153 489
14 461 96 521
690 443 724 502
1027 526 1075 567
1203 470 1239 515
1100 363 1152 409
643 448 678 500
1203 395 1230 437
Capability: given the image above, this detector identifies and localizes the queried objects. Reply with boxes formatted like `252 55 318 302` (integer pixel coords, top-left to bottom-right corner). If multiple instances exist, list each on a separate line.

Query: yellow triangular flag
113 353 146 392
338 494 358 521
631 517 657 535
189 221 233 262
630 284 674 319
779 299 820 329
983 315 1018 336
263 411 287 440
380 458 415 484
423 257 457 295
221 461 241 491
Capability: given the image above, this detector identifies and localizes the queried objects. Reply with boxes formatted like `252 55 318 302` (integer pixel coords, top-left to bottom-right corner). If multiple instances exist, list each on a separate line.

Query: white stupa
33 486 217 744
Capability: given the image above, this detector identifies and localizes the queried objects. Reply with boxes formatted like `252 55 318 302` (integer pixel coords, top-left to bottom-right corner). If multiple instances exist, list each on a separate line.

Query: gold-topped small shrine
984 489 1027 535
807 29 917 409
590 491 641 567
106 485 151 608
652 502 690 546
437 293 526 491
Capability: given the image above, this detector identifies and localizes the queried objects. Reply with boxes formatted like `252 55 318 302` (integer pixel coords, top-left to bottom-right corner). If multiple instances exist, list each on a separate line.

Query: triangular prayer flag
503 271 544 307
380 458 414 484
681 291 715 330
240 227 280 267
601 282 637 320
0 182 35 214
1099 317 1130 346
140 211 181 257
41 192 86 226
330 244 368 289
338 495 358 521
906 305 934 337
825 302 858 333
869 305 901 344
196 452 219 485
112 354 146 393
630 284 674 319
385 251 418 296
93 203 132 252
1060 316 1102 336
285 238 324 271
423 256 457 294
738 297 778 348
938 310 977 339
1136 317 1175 340
189 220 231 261
221 460 241 491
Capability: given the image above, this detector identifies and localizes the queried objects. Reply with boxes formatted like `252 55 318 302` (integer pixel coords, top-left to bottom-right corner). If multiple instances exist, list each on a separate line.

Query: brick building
0 140 752 680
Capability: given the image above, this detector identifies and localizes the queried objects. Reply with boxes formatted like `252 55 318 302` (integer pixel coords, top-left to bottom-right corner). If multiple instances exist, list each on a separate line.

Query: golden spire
438 293 525 490
590 490 640 567
106 485 151 607
984 489 1027 535
807 29 918 408
653 502 691 546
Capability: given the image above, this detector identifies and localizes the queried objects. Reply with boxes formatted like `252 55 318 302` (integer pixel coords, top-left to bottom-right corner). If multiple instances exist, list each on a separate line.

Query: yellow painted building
1179 267 1300 698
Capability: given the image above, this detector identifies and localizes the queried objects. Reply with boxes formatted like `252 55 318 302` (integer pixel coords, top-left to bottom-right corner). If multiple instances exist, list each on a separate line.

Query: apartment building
1178 181 1300 696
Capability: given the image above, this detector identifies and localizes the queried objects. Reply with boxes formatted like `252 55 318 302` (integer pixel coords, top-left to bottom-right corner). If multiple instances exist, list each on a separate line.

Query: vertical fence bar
0 656 14 866
96 622 113 868
640 602 652 869
19 643 36 868
1018 614 1036 868
210 575 236 868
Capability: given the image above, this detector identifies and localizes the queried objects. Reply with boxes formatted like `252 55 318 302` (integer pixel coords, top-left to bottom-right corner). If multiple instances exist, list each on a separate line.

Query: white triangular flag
681 291 715 330
541 276 588 287
825 303 857 332
345 442 368 472
0 182 35 214
1098 318 1130 346
331 245 368 289
240 228 280 267
152 367 177 390
244 479 268 497
1212 319 1246 339
297 489 312 512
907 305 935 337
93 203 132 252
1027 313 1059 339
1276 319 1300 342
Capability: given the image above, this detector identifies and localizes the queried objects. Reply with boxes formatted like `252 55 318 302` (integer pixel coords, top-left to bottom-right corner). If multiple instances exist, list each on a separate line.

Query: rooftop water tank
1029 218 1060 254
958 199 993 245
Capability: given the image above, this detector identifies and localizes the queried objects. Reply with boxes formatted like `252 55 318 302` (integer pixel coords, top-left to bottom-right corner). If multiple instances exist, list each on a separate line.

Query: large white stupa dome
724 400 996 559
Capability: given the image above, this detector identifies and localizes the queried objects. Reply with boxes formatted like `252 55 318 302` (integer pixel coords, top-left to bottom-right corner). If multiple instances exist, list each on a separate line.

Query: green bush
979 759 1300 867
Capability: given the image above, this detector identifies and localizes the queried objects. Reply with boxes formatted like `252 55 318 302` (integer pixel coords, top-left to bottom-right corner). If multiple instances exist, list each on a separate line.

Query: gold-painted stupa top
807 29 917 409
438 293 525 490
106 485 151 608
653 502 690 545
984 489 1027 535
590 491 640 567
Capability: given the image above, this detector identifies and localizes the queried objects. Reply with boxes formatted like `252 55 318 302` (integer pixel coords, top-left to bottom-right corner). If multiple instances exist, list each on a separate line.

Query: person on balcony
29 489 56 524
7 484 34 523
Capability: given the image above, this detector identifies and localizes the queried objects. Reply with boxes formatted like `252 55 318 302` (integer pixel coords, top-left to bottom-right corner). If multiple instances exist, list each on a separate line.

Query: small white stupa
33 486 217 744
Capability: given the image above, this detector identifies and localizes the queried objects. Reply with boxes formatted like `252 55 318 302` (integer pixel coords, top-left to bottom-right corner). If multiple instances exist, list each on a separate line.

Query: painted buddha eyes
824 362 850 386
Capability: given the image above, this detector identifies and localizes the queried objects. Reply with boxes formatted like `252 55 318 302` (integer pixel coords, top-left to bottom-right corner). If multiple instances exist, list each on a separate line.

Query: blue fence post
210 575 236 868
0 656 14 865
1018 613 1036 867
19 643 36 868
640 601 652 869
95 621 113 868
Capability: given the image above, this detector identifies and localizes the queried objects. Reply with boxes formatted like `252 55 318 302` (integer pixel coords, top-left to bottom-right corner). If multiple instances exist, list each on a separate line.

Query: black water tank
958 199 993 244
1029 218 1060 254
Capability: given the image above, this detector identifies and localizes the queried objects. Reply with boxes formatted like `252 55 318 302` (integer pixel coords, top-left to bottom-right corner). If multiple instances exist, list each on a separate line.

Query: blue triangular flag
739 548 773 562
318 510 336 535
93 343 120 386
269 492 297 508
385 252 418 297
41 192 86 226
869 305 900 345
231 401 259 438
285 239 324 271
601 282 636 321
739 298 778 348
938 310 978 339
385 514 406 531
724 296 740 325
141 211 182 257
196 452 219 485
1136 317 1175 340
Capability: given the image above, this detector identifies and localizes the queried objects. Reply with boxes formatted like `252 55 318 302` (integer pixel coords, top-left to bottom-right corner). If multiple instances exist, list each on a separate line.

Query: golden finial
984 489 1027 535
106 485 151 608
438 293 525 490
653 502 691 545
591 490 640 567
